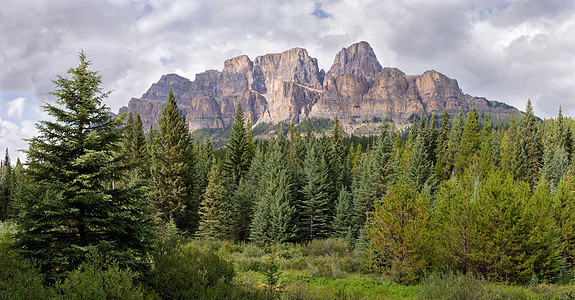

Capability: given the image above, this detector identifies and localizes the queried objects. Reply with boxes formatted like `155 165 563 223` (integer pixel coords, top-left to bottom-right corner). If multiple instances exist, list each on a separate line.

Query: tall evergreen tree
223 102 253 184
331 186 354 241
300 139 333 240
445 108 464 177
15 52 155 279
435 110 451 180
148 88 198 232
0 149 12 220
250 138 299 244
455 106 480 173
198 164 231 240
500 114 517 173
515 100 542 187
121 112 148 186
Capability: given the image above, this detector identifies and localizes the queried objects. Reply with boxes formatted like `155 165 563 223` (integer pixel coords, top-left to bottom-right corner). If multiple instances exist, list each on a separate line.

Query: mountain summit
120 41 520 132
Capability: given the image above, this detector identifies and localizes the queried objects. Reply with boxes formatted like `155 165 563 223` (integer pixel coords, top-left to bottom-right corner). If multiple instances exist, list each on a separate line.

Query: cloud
7 97 26 119
1 0 575 159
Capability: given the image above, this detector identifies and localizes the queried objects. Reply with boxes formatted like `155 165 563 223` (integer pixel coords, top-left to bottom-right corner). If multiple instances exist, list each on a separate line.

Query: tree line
1 52 575 286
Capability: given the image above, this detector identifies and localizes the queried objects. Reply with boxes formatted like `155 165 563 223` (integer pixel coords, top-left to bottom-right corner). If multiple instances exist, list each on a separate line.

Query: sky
1 0 575 162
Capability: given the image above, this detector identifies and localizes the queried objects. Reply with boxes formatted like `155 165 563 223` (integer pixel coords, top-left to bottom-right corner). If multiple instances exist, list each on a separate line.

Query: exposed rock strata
120 41 520 132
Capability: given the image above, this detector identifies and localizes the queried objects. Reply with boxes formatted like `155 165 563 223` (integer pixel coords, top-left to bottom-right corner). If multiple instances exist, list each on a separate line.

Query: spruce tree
0 149 12 220
300 139 332 240
250 138 299 244
223 102 252 184
331 186 354 241
198 164 230 240
15 52 155 279
121 112 148 186
435 110 451 180
515 100 542 187
455 106 480 173
148 88 198 232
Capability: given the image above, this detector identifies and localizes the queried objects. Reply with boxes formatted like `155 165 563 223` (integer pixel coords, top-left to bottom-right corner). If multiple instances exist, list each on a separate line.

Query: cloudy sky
1 0 574 162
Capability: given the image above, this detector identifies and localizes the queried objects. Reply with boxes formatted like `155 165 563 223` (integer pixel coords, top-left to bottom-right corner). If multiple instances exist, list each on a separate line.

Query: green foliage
455 106 480 172
150 236 236 299
0 149 13 221
0 247 53 299
367 182 433 284
198 164 231 240
148 88 198 232
418 271 493 300
223 102 253 184
55 254 157 300
250 138 299 244
16 52 155 280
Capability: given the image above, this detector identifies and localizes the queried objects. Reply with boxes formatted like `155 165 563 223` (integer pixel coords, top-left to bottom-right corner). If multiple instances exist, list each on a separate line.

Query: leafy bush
55 256 157 300
236 257 265 272
0 248 53 299
150 239 236 299
418 271 494 300
242 243 264 258
303 238 351 257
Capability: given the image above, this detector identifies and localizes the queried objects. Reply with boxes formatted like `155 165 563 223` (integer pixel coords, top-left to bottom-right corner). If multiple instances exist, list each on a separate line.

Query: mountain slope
120 41 520 132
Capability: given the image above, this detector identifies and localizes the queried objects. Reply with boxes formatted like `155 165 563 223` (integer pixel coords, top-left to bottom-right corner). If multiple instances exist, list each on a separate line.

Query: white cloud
7 97 26 119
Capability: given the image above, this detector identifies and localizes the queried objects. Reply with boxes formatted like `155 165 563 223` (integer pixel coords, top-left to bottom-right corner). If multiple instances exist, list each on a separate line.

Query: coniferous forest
3 54 575 299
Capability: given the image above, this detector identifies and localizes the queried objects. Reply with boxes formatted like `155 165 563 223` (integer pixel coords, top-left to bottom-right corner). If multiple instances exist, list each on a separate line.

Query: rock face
121 41 520 132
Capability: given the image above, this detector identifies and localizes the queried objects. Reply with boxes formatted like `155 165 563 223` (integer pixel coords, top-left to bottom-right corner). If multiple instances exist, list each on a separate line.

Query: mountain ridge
120 41 520 133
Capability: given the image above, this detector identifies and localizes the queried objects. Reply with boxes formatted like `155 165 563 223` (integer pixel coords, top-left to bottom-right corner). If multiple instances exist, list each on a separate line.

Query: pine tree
0 149 12 220
408 137 437 196
515 100 542 187
445 108 465 177
148 88 198 232
250 138 298 244
300 139 333 240
331 186 354 241
367 181 433 284
435 110 451 180
455 106 480 172
223 102 253 184
331 116 345 173
198 164 231 240
15 52 155 279
500 114 517 172
121 112 148 186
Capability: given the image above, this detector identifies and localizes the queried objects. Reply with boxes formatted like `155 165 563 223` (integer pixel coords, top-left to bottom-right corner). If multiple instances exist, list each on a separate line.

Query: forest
2 53 575 299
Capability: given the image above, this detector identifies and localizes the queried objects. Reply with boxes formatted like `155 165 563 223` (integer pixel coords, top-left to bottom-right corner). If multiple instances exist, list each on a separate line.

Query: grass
213 238 575 299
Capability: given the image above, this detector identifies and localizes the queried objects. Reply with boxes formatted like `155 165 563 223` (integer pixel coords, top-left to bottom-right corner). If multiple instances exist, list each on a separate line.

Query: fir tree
0 149 12 220
435 110 451 180
250 138 299 244
445 108 465 177
300 139 333 240
198 164 231 240
223 101 253 184
455 106 480 173
516 100 542 187
15 52 155 279
367 181 433 284
331 186 354 241
148 88 198 232
121 112 148 186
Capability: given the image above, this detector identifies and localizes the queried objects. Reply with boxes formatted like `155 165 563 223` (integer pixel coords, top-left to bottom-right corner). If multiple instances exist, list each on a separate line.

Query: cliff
120 41 520 132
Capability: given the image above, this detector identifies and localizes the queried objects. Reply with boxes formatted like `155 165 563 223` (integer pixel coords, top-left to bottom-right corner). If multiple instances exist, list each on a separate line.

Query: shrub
0 248 53 299
55 256 157 300
150 240 236 299
418 271 494 300
242 243 264 258
303 238 351 257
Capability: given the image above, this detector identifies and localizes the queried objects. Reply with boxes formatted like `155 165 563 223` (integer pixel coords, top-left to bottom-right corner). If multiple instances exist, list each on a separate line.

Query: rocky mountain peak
326 41 383 80
121 41 521 134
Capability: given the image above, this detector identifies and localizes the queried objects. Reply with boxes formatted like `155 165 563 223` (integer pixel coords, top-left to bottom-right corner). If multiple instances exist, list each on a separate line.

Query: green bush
237 257 265 272
151 240 236 299
418 271 494 300
242 243 264 258
303 238 351 257
55 256 157 300
0 248 53 299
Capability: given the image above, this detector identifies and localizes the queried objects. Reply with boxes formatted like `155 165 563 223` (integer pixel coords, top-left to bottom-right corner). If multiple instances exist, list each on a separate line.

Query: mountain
120 41 520 133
